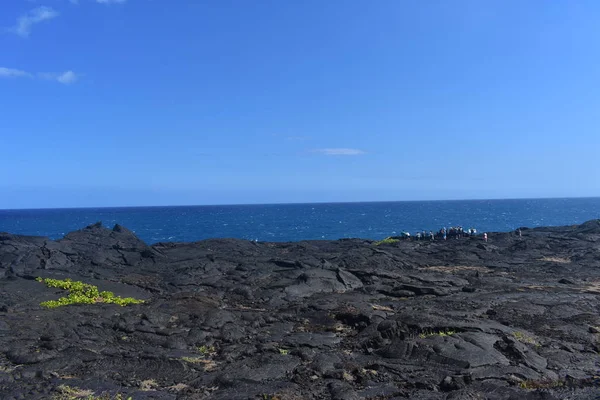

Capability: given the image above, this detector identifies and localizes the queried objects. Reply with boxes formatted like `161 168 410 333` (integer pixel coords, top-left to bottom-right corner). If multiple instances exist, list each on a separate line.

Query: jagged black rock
1 220 600 399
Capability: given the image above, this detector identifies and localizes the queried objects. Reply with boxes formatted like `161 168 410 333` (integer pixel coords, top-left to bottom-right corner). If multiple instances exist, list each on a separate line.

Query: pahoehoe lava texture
1 221 600 399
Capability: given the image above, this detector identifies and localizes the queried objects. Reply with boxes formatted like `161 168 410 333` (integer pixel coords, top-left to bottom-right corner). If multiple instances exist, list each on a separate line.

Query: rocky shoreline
1 220 600 399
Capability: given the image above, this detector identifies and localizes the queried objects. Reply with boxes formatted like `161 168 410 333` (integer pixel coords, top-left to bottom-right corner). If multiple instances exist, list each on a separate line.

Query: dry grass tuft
582 281 600 294
139 379 158 391
371 304 394 312
180 356 218 370
419 265 493 273
519 378 565 389
539 256 571 264
54 385 94 399
166 383 189 392
342 371 355 382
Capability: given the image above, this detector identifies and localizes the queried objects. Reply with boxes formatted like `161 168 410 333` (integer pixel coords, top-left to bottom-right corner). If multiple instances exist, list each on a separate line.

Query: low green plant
53 384 132 400
197 345 216 355
278 348 289 355
374 237 400 246
181 356 204 364
419 329 456 339
513 331 539 347
37 277 144 308
261 395 281 400
519 379 565 389
179 356 217 370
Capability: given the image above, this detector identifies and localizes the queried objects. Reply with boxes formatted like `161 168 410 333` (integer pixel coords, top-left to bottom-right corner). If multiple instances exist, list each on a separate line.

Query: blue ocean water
0 198 599 244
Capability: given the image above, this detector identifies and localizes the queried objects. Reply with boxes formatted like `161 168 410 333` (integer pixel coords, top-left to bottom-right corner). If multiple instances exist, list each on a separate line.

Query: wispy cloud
96 0 127 3
0 67 32 78
313 148 366 156
8 6 59 38
1 67 79 84
39 70 80 84
56 70 79 84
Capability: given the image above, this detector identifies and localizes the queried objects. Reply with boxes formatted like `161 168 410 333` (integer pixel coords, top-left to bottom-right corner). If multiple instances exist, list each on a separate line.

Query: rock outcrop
1 221 599 399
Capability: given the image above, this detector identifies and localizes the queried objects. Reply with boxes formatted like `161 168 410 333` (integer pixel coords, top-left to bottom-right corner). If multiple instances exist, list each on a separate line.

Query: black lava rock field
1 221 600 399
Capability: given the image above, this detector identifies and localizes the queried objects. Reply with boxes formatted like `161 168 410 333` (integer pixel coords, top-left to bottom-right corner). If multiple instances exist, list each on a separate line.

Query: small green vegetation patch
260 395 282 400
419 329 456 339
519 378 565 389
37 278 144 309
374 237 400 246
513 331 540 347
180 356 204 364
278 348 289 355
53 384 132 400
197 345 216 356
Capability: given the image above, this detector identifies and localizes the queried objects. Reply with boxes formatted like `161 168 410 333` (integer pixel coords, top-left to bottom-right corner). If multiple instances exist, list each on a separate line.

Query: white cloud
313 148 366 156
0 67 32 78
39 70 80 84
0 67 79 84
56 70 78 84
9 6 59 38
96 0 127 3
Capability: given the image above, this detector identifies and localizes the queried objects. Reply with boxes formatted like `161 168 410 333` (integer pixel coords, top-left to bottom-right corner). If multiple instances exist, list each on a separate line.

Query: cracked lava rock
1 220 600 399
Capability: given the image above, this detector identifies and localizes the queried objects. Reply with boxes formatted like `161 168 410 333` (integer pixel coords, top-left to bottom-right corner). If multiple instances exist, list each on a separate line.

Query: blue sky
1 0 599 209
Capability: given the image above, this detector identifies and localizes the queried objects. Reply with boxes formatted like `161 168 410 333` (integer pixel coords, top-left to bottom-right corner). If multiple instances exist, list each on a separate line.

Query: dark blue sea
1 198 599 244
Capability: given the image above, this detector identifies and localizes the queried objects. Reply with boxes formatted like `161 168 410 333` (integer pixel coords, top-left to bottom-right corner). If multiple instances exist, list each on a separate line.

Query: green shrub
418 329 456 339
374 237 400 246
37 277 144 308
52 384 132 400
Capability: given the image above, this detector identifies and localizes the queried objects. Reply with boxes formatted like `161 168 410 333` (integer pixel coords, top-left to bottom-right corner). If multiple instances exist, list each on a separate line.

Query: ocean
1 198 599 244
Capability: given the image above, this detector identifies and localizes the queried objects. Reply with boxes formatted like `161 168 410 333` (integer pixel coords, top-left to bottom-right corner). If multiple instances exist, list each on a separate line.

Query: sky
1 0 600 209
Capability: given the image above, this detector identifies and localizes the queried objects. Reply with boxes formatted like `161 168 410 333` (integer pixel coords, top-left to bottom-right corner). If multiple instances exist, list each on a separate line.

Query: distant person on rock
429 231 434 241
483 232 488 242
517 228 522 237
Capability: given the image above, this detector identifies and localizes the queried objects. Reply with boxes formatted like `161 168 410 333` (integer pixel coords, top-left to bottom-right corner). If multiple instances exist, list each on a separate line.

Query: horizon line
1 195 599 212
